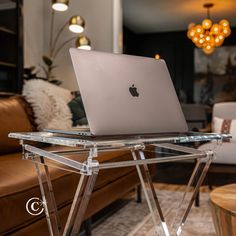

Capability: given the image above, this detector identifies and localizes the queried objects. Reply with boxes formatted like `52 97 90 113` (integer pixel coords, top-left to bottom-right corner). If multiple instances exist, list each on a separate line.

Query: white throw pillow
212 116 236 141
23 80 73 130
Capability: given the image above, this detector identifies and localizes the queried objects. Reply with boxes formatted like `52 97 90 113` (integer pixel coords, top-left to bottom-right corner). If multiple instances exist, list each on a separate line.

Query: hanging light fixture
187 3 231 54
76 36 91 50
69 16 85 33
52 0 69 11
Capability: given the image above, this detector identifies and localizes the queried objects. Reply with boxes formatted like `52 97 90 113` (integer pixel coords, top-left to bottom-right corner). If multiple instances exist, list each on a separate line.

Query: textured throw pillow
212 116 236 141
23 79 73 130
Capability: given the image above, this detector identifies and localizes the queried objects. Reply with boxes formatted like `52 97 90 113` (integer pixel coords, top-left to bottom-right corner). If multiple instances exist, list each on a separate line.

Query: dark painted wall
123 26 236 103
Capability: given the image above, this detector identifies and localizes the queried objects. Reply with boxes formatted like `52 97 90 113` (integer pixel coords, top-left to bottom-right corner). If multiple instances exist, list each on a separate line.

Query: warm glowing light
195 24 204 34
205 35 214 44
211 24 222 35
69 25 84 33
222 27 231 37
78 45 91 50
187 4 231 55
69 16 85 33
52 0 69 11
188 28 196 38
219 19 230 28
203 45 215 54
76 36 91 50
214 36 224 47
52 3 68 11
199 38 205 45
188 22 195 29
205 35 210 41
193 36 199 43
202 19 212 29
155 54 160 59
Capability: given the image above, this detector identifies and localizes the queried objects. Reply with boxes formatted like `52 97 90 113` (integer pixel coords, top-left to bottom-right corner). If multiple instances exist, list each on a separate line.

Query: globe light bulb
222 27 231 37
202 19 212 30
187 31 191 39
214 36 224 47
219 19 230 28
205 35 210 42
211 24 222 35
196 38 205 48
199 33 204 38
199 38 205 45
203 45 215 54
188 22 195 29
190 28 196 37
192 36 199 43
218 33 225 41
195 24 204 34
187 28 196 39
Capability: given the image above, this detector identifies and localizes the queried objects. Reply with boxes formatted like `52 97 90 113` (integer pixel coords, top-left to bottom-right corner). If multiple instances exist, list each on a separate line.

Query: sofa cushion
0 147 136 234
0 96 34 155
198 141 236 164
213 116 236 141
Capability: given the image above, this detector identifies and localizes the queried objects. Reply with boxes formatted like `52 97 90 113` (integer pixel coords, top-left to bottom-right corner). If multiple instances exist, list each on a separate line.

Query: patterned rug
92 184 216 236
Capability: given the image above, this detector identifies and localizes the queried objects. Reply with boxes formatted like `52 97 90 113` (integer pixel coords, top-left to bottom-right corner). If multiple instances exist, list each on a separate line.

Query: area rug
92 184 216 236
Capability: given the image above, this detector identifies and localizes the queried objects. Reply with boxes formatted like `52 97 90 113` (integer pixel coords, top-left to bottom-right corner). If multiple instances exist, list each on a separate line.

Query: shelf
0 61 16 68
0 27 16 35
0 0 23 93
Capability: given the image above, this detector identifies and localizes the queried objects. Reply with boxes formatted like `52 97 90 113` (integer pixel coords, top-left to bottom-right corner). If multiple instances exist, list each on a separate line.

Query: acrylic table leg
40 156 62 232
63 163 99 236
170 158 201 228
175 152 214 236
71 172 98 235
132 150 169 236
63 174 89 236
34 158 60 236
138 150 170 236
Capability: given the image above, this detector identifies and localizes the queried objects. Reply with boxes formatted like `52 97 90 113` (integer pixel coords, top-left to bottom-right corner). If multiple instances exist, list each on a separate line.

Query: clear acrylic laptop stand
9 132 230 236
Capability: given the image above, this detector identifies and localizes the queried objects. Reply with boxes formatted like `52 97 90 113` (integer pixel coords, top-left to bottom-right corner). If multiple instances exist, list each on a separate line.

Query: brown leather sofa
0 95 153 236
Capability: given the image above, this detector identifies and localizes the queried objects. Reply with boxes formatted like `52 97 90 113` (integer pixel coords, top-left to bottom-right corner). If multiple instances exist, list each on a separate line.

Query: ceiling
123 0 236 34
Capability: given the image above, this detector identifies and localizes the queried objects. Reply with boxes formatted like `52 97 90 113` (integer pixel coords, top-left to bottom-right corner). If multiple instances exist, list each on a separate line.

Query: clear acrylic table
9 131 231 236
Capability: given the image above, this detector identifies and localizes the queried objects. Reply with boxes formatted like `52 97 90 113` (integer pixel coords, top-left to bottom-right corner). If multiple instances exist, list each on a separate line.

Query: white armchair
198 102 236 165
195 102 236 206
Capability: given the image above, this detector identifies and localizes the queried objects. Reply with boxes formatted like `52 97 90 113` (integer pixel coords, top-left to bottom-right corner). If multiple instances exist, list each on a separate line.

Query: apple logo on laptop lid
129 84 139 97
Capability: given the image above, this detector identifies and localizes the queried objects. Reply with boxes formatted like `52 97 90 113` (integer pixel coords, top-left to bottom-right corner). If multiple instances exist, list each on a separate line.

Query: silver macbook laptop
47 49 188 137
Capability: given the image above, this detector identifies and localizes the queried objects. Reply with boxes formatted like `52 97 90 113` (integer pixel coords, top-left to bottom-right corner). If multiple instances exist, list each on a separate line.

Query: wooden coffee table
210 184 236 236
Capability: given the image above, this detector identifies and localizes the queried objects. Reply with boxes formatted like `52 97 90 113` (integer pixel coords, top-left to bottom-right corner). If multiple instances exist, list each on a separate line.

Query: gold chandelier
187 3 231 54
